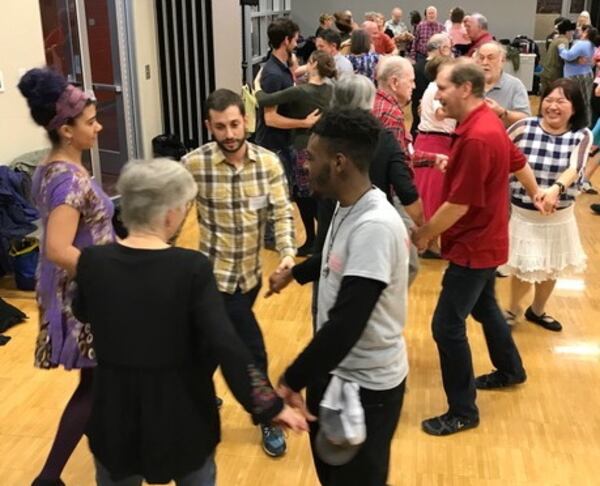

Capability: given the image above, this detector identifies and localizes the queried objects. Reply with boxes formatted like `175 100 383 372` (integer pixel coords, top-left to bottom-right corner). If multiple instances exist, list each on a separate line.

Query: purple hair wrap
45 85 92 131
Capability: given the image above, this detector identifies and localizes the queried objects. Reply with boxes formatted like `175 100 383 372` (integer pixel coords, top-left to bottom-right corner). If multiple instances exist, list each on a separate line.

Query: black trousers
432 263 525 419
306 375 406 486
221 283 267 373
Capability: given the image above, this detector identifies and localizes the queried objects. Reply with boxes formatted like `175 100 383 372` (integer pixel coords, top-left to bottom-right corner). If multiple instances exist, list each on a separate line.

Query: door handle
92 83 122 93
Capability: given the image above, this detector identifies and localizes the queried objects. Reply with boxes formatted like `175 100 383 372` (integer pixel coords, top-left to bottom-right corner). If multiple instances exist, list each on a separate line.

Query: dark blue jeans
307 375 406 486
265 147 295 247
220 283 267 374
432 263 525 419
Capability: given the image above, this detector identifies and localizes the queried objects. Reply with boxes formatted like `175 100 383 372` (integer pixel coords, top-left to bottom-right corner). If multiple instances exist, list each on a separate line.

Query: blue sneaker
260 424 286 457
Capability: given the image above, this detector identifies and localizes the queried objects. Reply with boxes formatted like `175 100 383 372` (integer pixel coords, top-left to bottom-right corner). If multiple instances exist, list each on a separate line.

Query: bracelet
554 181 566 194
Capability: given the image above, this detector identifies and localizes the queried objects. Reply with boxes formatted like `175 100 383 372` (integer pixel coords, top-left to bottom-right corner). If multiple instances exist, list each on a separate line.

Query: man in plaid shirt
410 6 445 61
373 56 447 171
183 89 296 457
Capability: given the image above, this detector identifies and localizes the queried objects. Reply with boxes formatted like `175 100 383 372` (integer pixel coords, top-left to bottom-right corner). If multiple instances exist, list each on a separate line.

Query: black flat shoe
524 306 562 332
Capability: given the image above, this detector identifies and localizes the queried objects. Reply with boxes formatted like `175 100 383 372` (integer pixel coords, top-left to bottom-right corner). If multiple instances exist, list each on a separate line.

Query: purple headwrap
46 85 93 131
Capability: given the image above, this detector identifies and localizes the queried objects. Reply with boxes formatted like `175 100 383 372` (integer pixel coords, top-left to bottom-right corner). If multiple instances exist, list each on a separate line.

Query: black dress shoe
475 369 527 389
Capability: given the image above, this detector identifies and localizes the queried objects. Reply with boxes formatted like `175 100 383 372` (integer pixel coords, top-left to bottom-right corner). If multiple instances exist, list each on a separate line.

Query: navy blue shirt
255 54 294 152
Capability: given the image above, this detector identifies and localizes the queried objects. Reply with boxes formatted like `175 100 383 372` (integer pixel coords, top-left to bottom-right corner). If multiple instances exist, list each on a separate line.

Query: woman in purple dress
18 68 114 486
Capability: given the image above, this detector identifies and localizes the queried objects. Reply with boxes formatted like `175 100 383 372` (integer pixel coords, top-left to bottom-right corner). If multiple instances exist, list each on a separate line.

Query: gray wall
292 0 536 42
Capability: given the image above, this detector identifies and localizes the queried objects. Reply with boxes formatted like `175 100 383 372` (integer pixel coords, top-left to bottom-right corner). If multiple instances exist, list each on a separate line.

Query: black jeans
221 284 267 374
306 375 406 486
432 263 525 419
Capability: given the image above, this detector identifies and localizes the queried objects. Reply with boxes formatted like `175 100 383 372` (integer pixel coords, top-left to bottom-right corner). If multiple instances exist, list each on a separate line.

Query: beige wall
212 0 243 92
0 0 49 164
130 1 163 159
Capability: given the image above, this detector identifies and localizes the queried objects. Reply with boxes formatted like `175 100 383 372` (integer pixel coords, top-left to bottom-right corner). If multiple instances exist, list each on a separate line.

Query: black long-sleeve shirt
73 244 283 483
287 255 387 391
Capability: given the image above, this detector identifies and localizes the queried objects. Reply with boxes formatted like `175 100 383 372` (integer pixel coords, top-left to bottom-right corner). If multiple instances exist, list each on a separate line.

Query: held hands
434 154 449 172
410 226 431 253
265 256 295 297
277 381 317 422
532 186 560 215
272 404 310 432
265 266 293 298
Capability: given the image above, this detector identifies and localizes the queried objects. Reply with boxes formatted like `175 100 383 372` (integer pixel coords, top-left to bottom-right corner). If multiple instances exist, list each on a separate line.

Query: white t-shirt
418 82 457 134
318 188 409 390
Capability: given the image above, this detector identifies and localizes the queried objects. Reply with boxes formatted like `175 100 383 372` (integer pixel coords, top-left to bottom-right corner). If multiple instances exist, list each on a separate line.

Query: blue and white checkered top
508 117 591 209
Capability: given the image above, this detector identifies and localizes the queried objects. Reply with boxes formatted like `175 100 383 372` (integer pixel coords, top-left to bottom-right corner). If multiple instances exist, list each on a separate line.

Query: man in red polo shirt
412 59 543 436
464 13 494 57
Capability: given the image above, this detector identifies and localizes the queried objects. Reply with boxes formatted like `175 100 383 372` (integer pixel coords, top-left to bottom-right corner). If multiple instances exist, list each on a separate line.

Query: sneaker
524 306 562 332
260 424 286 457
421 413 479 436
581 180 599 195
475 369 527 390
591 203 600 215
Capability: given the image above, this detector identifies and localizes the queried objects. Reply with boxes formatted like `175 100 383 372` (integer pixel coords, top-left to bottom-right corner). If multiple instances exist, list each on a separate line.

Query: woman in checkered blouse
501 78 591 332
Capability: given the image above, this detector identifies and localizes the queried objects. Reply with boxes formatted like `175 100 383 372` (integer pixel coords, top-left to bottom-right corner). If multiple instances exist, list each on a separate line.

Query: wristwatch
554 181 566 194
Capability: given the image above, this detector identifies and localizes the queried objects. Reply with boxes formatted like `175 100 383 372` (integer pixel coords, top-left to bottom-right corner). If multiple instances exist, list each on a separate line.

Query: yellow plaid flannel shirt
183 142 296 294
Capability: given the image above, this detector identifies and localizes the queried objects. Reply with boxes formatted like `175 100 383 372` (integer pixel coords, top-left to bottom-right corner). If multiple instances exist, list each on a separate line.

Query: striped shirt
183 142 296 294
508 117 591 209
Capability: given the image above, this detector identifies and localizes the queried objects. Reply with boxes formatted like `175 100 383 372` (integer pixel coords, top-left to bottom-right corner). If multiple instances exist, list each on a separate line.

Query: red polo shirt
441 103 526 268
466 32 495 57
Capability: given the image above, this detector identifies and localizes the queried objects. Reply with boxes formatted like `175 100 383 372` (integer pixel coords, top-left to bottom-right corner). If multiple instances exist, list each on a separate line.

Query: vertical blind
156 0 215 149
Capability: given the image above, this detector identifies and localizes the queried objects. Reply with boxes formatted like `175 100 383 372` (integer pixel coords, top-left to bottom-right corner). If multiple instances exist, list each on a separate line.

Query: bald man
410 6 445 61
476 42 531 127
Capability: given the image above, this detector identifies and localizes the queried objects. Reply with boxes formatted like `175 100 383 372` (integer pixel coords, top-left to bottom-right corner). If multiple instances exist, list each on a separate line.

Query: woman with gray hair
73 159 308 486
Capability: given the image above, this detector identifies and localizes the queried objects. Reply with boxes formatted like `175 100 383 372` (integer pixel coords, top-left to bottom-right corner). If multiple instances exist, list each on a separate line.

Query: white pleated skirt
499 204 587 283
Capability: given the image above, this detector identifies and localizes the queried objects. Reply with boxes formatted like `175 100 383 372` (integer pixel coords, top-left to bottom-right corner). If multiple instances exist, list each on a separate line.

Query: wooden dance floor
1 150 599 485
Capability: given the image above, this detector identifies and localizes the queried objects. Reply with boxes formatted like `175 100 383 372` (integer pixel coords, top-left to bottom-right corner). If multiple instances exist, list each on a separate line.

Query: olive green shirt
256 83 333 150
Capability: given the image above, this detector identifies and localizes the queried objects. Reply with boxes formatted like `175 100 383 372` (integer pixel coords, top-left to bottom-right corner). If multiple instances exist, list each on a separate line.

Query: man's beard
216 137 245 154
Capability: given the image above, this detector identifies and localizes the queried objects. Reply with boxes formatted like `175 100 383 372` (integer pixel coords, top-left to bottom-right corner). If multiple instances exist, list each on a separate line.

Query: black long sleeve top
73 244 283 483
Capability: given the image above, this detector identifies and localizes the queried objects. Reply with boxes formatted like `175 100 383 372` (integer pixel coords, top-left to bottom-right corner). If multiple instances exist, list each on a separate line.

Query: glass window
570 0 586 13
536 0 563 14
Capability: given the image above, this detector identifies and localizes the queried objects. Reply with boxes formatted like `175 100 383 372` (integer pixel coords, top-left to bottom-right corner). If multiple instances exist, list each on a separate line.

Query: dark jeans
265 147 295 247
221 283 267 374
306 375 406 486
432 263 525 419
94 454 216 486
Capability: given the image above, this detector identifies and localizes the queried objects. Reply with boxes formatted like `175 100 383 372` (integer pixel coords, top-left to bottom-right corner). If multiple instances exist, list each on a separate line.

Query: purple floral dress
32 161 114 370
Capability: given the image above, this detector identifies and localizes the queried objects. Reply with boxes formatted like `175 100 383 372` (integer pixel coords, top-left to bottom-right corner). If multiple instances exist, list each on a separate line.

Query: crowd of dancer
17 4 599 486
